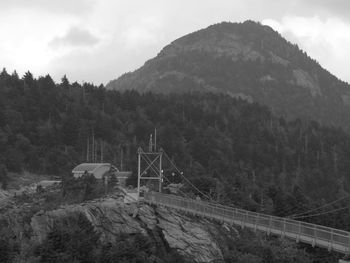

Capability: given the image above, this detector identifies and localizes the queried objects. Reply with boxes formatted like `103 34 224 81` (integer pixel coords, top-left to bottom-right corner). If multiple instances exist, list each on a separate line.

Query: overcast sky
0 0 350 85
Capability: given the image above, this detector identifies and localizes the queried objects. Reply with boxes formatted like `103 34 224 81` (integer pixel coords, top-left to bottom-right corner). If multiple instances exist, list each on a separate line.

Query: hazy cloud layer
302 0 350 20
0 0 350 85
49 27 100 48
0 0 95 14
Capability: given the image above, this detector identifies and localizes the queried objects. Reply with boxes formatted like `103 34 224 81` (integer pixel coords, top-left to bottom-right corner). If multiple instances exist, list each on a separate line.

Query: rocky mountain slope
31 199 227 262
0 187 315 263
107 21 350 130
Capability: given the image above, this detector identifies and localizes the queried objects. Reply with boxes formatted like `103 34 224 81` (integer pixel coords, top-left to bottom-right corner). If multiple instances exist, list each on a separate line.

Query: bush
97 232 185 263
237 253 263 263
37 213 99 263
0 238 19 263
0 239 11 263
62 174 105 202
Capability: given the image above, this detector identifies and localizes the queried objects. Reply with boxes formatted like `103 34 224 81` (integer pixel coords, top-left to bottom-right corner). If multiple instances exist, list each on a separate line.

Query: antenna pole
154 128 157 151
100 141 103 162
137 147 141 200
86 137 89 162
149 134 153 152
159 149 163 193
92 129 95 163
120 146 124 171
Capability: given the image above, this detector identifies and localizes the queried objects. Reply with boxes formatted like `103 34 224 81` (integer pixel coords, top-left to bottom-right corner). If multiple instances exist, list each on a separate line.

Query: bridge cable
162 151 212 200
162 176 192 199
141 153 192 199
292 204 350 219
288 195 350 219
162 151 242 208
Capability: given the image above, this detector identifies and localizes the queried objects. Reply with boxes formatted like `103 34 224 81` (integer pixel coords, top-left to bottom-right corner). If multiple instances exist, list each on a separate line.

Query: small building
115 171 132 186
72 163 132 187
72 163 116 179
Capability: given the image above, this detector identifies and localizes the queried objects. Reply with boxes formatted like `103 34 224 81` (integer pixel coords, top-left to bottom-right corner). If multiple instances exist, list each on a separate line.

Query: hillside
107 21 350 130
1 69 350 262
1 71 350 232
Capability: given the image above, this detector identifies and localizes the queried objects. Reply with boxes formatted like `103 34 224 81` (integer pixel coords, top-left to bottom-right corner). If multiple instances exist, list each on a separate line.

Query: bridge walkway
144 192 350 255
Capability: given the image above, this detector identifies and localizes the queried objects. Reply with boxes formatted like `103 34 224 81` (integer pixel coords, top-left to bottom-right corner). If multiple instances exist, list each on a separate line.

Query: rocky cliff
0 189 238 263
0 189 314 263
30 198 233 262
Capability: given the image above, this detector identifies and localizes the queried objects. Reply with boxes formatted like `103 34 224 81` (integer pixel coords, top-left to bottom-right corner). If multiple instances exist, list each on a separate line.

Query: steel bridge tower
137 147 163 199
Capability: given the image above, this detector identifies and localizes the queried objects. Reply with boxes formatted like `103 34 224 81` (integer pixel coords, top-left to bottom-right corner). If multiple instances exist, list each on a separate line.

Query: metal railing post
254 213 259 232
328 228 333 252
268 216 272 235
297 221 301 243
312 225 316 247
240 211 245 228
234 208 238 223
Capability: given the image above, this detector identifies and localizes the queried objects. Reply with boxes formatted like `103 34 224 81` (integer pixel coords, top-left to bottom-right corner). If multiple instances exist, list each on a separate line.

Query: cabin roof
72 163 119 174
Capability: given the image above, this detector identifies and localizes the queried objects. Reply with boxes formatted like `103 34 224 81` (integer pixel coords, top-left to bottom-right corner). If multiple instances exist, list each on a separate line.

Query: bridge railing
144 191 350 254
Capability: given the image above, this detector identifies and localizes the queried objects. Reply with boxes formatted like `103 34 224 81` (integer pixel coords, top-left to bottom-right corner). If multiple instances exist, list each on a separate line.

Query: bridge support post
137 147 163 199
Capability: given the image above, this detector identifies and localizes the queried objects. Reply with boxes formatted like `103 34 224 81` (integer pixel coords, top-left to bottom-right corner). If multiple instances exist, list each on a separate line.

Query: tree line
1 68 350 230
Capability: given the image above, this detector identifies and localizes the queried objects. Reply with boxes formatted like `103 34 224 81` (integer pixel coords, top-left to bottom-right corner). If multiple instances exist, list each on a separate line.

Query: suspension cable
288 195 350 219
162 151 212 200
292 204 350 219
141 153 191 198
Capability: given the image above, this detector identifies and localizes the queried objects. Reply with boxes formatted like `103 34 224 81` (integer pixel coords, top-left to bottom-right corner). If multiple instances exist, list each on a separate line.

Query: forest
1 68 350 232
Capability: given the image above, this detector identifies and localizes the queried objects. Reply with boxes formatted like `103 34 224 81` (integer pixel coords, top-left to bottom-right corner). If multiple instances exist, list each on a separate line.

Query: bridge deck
144 192 350 254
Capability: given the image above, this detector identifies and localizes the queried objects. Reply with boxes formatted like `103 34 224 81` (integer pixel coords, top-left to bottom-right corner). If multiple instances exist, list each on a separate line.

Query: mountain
106 21 350 130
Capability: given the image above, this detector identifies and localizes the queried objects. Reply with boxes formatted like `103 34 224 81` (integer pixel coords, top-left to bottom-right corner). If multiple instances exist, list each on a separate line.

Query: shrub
37 213 99 263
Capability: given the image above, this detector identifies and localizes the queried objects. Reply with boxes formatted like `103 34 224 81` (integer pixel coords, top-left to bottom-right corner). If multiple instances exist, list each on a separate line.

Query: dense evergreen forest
1 68 350 231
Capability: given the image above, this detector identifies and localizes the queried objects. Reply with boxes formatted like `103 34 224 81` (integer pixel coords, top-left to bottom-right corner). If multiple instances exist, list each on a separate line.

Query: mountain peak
106 20 350 130
160 21 277 59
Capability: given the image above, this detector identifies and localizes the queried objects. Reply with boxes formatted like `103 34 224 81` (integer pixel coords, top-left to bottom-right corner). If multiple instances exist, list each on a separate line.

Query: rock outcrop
0 187 317 263
29 197 237 262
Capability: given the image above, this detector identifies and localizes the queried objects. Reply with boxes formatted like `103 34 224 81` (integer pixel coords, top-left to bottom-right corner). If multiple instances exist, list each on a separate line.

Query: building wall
115 171 132 187
94 166 110 179
72 165 111 179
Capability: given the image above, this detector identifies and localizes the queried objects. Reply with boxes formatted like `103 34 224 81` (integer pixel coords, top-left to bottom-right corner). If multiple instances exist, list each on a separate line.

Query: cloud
301 0 350 21
47 32 163 85
1 0 350 85
0 0 95 15
120 16 165 50
49 27 100 48
263 16 350 83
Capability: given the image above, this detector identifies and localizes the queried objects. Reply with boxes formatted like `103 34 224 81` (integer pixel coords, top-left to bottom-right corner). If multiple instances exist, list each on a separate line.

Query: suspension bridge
136 145 350 262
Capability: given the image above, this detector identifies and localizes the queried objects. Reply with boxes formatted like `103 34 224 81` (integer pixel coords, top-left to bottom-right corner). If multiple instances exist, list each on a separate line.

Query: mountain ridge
107 20 350 130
